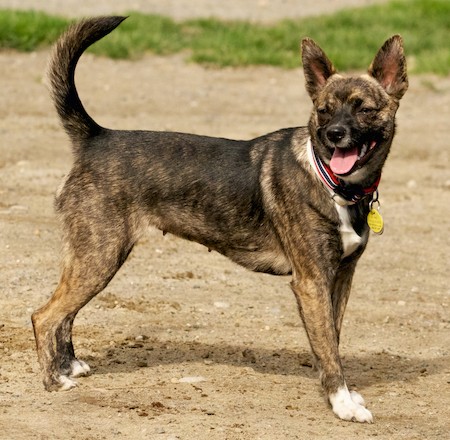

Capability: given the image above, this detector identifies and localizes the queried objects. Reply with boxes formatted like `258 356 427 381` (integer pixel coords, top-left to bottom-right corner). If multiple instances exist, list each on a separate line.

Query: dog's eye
317 107 332 125
360 107 376 114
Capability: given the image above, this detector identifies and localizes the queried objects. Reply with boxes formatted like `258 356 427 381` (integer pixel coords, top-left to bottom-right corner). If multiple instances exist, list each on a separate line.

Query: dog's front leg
331 256 360 345
291 275 373 423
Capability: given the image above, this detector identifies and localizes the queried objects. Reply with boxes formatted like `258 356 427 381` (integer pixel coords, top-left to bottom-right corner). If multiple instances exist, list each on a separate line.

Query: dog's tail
47 16 126 147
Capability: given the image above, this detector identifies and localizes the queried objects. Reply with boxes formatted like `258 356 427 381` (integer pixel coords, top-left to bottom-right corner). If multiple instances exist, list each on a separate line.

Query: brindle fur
32 17 407 422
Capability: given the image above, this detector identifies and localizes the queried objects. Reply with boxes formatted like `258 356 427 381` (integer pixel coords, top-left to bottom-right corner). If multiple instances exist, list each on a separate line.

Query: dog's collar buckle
306 138 380 206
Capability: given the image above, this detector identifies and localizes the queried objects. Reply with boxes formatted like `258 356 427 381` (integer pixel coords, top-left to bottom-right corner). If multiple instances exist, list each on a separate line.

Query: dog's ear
368 35 408 100
301 38 337 102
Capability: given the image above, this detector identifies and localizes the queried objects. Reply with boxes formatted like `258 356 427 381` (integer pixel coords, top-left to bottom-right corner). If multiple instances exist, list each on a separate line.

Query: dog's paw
70 359 91 378
45 360 89 391
330 386 373 423
58 375 78 391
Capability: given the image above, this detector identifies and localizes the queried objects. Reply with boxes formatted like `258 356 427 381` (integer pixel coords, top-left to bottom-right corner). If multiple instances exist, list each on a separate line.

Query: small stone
170 302 182 311
397 300 406 306
151 402 165 409
178 376 207 383
420 367 428 376
214 301 230 309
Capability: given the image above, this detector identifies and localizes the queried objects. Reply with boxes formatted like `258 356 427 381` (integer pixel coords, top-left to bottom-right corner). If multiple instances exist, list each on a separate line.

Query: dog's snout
326 125 347 143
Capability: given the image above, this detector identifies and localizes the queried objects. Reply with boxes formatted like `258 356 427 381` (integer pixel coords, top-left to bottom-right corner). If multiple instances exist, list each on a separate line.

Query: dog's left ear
301 38 337 102
368 35 408 100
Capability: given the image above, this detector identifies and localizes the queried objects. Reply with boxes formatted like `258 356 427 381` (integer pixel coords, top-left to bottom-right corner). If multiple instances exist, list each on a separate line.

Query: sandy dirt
0 2 449 440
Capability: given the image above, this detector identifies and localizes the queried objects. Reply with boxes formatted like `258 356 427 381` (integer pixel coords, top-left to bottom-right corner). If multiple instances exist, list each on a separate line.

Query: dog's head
302 36 408 186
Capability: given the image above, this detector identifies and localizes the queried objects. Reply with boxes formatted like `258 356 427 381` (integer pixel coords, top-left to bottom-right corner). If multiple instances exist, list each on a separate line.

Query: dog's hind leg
32 197 138 391
32 270 88 391
32 247 133 391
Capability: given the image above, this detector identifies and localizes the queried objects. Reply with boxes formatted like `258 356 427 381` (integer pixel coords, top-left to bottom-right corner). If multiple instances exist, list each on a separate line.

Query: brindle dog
32 17 408 423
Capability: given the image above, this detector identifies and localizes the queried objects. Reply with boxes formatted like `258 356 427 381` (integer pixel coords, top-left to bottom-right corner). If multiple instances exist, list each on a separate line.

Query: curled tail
48 16 126 147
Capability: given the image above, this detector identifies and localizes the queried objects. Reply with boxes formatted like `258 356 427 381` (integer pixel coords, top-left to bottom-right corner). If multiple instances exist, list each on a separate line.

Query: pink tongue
330 147 359 175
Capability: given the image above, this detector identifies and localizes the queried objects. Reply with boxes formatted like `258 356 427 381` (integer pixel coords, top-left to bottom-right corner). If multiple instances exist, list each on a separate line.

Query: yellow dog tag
367 208 384 234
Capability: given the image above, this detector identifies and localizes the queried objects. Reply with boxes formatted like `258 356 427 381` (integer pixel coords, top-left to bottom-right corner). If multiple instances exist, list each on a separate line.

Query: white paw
70 359 91 377
59 375 78 391
329 386 373 423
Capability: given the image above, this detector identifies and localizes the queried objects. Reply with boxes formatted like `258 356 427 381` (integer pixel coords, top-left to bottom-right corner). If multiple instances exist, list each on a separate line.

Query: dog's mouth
329 140 377 176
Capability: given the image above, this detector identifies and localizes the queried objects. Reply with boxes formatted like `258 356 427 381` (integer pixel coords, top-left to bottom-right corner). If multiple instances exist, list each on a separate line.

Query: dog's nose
326 125 347 143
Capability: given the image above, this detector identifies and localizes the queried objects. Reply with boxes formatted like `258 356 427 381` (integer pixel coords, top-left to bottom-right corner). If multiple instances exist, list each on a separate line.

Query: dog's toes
59 375 78 391
42 362 88 392
350 390 366 407
70 359 91 378
333 400 373 423
44 374 78 392
330 386 373 423
351 405 373 423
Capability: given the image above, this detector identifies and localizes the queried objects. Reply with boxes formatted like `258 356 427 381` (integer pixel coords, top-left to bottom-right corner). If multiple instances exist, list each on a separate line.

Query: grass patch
0 10 67 51
0 0 449 74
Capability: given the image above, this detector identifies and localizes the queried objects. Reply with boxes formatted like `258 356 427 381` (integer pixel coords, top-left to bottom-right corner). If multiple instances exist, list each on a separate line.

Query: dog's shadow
87 337 447 388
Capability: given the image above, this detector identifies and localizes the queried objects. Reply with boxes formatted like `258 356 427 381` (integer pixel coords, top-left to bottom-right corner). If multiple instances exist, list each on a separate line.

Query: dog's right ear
301 38 337 102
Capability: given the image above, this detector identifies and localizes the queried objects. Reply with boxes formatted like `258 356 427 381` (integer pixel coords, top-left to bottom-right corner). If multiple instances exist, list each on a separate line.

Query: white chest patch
335 203 363 258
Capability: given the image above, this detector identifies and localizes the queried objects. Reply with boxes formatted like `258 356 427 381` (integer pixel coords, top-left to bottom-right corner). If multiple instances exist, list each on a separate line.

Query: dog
32 16 408 423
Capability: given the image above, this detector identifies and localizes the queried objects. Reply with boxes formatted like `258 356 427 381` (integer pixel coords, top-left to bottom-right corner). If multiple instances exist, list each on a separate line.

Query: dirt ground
0 2 449 440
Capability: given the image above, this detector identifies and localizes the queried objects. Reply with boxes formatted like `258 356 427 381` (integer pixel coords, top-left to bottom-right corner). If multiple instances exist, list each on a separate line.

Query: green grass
0 10 67 51
0 0 449 74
